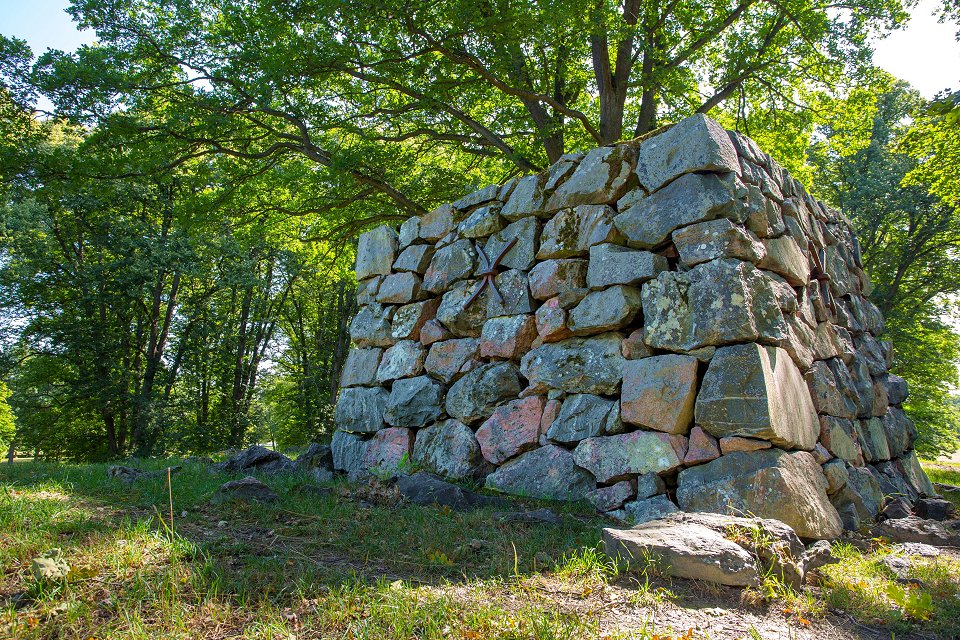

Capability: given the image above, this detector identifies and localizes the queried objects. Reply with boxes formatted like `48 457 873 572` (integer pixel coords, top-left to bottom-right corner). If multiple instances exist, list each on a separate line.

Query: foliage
0 381 14 452
808 78 960 456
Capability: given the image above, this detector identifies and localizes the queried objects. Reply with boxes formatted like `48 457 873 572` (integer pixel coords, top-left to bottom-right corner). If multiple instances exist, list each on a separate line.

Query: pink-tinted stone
683 426 721 465
621 355 699 434
535 298 573 344
528 259 588 301
812 442 832 464
587 480 636 513
391 299 440 341
475 396 547 465
622 328 653 360
540 398 562 434
425 338 481 384
420 319 452 345
362 427 413 473
718 436 772 455
480 314 538 359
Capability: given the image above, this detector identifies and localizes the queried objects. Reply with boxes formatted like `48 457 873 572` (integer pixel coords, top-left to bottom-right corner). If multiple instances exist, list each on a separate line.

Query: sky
0 0 958 98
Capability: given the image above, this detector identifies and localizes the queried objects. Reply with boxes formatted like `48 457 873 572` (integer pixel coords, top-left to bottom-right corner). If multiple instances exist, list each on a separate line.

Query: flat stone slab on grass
210 476 280 505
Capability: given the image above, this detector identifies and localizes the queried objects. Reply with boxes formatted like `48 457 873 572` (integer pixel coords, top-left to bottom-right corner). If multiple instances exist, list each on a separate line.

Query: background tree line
0 0 958 459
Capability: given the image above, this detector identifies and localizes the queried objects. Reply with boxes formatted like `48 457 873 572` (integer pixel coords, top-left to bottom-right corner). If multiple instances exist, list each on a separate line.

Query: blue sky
1 0 958 97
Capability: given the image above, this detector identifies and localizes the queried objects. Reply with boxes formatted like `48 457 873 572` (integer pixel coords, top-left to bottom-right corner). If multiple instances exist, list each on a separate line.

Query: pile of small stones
334 113 937 540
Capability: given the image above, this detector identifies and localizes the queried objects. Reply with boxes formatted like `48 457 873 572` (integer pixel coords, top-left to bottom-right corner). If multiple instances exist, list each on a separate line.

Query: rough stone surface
534 298 573 344
684 426 721 465
641 259 786 352
546 394 621 443
476 396 546 465
350 304 393 348
331 430 369 476
696 343 818 450
384 376 444 428
485 444 595 501
545 145 635 210
217 445 294 474
520 333 625 395
335 387 388 434
538 205 620 259
394 244 433 273
586 244 667 289
425 338 481 384
484 217 540 271
677 450 843 540
615 173 736 250
397 472 503 510
621 355 698 434
436 280 486 338
587 480 636 513
480 314 538 359
356 226 398 280
376 340 426 383
568 286 641 336
376 272 422 304
759 235 810 286
412 420 489 480
528 259 588 300
362 427 413 475
672 218 765 267
719 437 772 454
340 348 383 388
622 494 681 525
210 476 280 505
423 239 477 294
391 299 440 341
573 431 687 483
633 113 742 192
445 362 523 424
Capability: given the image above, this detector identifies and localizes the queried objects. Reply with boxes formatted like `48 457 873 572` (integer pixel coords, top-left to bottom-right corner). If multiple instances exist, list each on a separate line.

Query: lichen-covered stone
528 259 588 300
483 217 540 271
476 396 546 464
419 319 452 345
520 333 625 395
672 218 765 267
537 205 620 259
568 285 641 336
615 173 737 250
384 375 445 428
350 304 393 348
677 450 842 540
480 315 538 360
376 271 423 305
633 113 741 192
335 387 388 434
621 355 698 434
445 362 523 424
362 427 413 475
436 279 486 338
641 259 787 352
534 298 573 344
419 204 455 242
458 204 505 239
423 239 477 294
696 343 818 450
623 494 681 525
500 174 546 221
398 216 420 249
340 348 383 388
413 419 489 480
586 244 668 289
819 416 863 465
356 225 398 280
545 144 635 210
393 244 433 273
391 299 440 341
486 269 534 317
485 444 595 501
424 338 481 384
546 394 621 443
805 360 858 419
376 340 426 383
587 480 635 513
573 431 687 483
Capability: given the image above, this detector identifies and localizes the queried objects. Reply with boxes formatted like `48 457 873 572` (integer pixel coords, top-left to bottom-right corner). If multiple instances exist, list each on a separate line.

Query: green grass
2 459 960 639
920 460 960 509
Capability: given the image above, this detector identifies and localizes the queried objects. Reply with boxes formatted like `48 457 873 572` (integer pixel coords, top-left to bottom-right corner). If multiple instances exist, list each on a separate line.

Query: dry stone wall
334 113 936 540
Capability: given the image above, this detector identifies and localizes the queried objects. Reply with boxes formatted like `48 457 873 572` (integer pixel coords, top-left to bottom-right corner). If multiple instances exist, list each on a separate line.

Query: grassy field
1 459 959 639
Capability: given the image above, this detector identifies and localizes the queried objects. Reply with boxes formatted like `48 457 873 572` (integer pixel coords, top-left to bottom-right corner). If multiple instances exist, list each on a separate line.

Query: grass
1 458 959 639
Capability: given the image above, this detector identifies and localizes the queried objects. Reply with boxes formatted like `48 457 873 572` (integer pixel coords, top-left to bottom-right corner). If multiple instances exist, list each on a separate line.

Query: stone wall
333 113 935 540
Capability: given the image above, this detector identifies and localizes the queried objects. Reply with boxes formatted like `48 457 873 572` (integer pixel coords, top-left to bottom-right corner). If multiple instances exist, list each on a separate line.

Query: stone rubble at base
334 113 935 540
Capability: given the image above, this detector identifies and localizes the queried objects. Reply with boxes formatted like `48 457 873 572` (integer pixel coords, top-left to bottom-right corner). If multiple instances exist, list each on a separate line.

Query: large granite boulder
384 376 445 428
676 450 843 540
695 343 818 450
485 444 595 501
520 332 625 394
356 226 398 280
412 419 489 480
621 355 698 434
445 362 523 424
573 431 687 483
334 386 388 434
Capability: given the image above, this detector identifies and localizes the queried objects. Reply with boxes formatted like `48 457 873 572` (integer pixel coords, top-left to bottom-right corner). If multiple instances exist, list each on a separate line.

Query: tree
0 382 14 455
809 79 960 456
26 0 909 228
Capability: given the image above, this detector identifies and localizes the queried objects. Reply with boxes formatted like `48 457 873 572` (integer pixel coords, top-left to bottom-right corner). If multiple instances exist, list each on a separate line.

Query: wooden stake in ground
167 466 175 536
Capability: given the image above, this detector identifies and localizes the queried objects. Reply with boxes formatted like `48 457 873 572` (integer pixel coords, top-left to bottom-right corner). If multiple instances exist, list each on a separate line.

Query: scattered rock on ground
216 445 295 474
395 472 505 511
31 549 70 581
107 465 182 483
876 515 960 546
493 508 562 524
210 476 280 505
